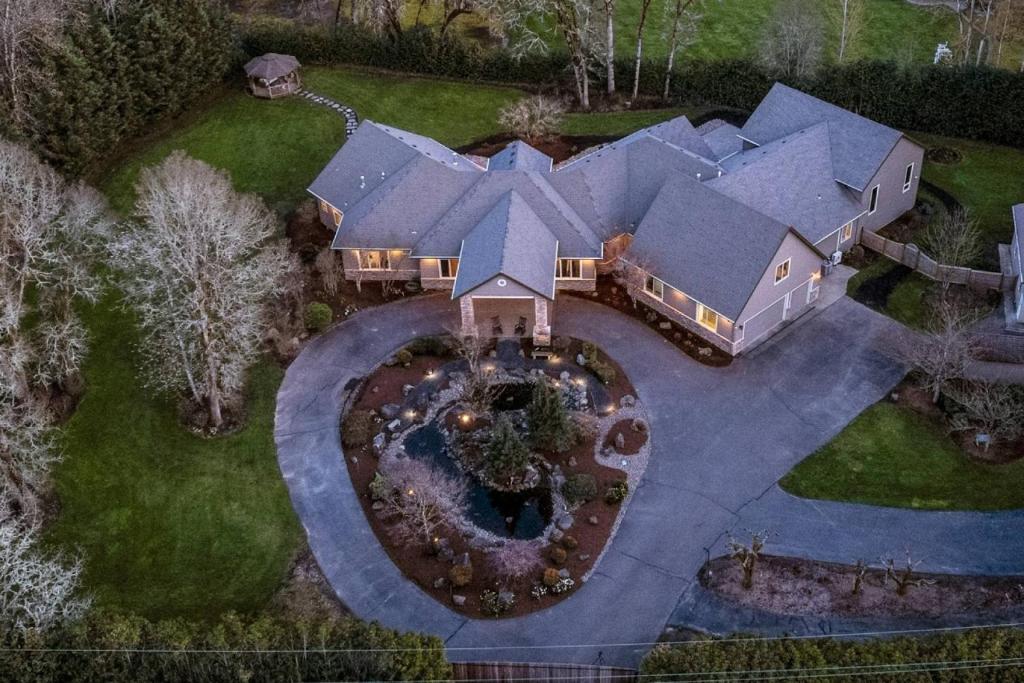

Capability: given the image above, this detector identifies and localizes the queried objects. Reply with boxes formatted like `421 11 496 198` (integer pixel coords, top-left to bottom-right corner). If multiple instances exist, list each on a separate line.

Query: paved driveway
275 295 920 666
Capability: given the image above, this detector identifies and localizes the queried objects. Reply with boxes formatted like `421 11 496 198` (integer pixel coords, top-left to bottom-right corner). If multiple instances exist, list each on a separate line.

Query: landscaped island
340 335 649 617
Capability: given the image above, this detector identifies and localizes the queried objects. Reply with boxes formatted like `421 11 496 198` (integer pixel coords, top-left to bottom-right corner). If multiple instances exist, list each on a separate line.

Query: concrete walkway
274 294 1024 666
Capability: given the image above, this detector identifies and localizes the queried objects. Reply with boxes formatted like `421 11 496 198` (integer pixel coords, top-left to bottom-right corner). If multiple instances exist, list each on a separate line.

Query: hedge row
240 18 1024 149
0 611 449 683
642 628 1024 681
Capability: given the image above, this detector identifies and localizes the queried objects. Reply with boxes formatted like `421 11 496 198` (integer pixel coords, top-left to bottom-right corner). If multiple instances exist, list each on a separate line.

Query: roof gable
452 191 558 298
740 83 903 190
489 140 553 172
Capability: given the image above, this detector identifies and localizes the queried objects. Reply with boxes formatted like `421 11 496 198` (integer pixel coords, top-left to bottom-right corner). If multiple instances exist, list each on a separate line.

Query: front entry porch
459 295 552 344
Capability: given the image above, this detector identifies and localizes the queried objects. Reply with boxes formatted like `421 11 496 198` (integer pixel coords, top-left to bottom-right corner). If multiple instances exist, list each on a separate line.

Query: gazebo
244 53 301 99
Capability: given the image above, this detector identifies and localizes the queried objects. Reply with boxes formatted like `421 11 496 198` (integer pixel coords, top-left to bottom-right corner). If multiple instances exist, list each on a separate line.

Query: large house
308 83 924 355
1008 204 1024 324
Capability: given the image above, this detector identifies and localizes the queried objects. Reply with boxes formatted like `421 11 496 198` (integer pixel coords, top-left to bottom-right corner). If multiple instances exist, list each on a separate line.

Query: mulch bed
603 419 647 456
705 554 1024 619
567 278 733 367
341 344 636 618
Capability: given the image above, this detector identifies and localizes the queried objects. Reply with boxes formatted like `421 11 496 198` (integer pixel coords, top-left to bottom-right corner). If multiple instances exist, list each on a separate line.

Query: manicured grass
914 131 1024 266
780 402 1024 510
101 89 347 216
47 295 302 620
303 67 523 148
846 258 932 330
561 107 696 137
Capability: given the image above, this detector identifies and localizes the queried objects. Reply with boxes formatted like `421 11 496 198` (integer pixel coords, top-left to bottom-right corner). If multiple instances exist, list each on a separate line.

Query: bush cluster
304 302 333 332
240 18 1024 150
605 480 629 505
341 410 377 448
449 563 473 588
0 610 449 683
562 473 597 506
404 336 452 357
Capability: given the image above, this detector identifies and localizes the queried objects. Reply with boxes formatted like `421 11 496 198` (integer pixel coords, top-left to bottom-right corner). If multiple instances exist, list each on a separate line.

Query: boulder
433 577 446 589
559 371 570 381
556 515 574 531
619 395 636 408
631 418 649 434
658 321 672 330
550 529 564 543
587 515 599 525
576 353 586 366
402 384 415 396
387 419 402 433
614 432 626 451
452 594 466 606
372 432 386 454
380 403 401 420
698 347 712 357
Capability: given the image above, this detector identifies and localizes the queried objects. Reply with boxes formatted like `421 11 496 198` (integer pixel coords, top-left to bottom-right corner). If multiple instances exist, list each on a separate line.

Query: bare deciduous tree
0 497 90 632
662 0 702 100
882 550 935 596
110 152 293 430
902 298 978 403
498 95 566 142
486 538 544 580
378 455 468 545
825 0 865 62
851 558 868 595
945 380 1024 447
0 138 110 521
728 529 769 590
448 328 500 414
630 0 655 101
600 0 615 93
757 0 824 79
315 248 342 297
921 207 983 274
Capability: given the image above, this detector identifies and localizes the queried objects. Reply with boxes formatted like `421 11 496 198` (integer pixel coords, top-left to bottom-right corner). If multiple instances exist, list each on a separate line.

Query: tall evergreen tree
527 380 577 452
485 414 531 484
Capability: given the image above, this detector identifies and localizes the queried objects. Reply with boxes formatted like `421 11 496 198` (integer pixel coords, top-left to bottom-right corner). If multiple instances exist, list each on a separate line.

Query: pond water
491 382 534 412
404 422 552 540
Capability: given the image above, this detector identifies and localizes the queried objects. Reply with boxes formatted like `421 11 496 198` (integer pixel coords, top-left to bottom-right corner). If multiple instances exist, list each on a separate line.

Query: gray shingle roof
489 140 553 172
709 123 863 245
452 191 558 298
622 116 717 160
740 83 903 191
629 176 796 320
243 53 300 81
697 121 744 161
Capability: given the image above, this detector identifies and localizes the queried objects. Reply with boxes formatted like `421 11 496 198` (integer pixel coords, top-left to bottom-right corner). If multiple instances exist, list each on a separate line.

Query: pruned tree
662 0 703 100
378 455 468 545
882 550 935 596
498 95 566 143
727 529 769 590
902 298 978 403
0 0 79 125
921 207 983 276
0 496 90 632
757 0 824 79
824 0 865 63
945 380 1024 448
486 538 544 581
0 138 110 522
109 151 293 430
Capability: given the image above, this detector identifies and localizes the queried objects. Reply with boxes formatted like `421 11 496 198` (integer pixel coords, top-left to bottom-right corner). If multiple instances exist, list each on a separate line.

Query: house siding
419 258 457 290
1013 214 1023 321
555 259 597 291
858 137 924 235
340 249 418 281
813 216 861 258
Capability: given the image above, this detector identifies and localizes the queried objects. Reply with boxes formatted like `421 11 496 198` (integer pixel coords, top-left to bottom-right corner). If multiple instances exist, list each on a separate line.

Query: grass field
780 402 1024 510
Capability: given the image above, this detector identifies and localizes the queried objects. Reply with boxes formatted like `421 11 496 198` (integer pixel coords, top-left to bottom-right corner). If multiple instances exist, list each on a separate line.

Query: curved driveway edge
275 294 1016 666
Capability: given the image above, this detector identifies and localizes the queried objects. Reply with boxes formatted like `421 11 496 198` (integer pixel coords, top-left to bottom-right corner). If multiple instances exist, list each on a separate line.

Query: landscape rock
452 594 466 606
588 515 599 525
559 371 570 381
619 394 636 408
371 501 385 511
550 529 565 543
698 347 712 357
380 403 401 420
631 418 649 434
386 419 402 433
498 591 515 604
558 568 570 579
576 353 586 366
557 515 574 531
372 432 386 454
614 432 626 450
433 577 446 589
578 554 591 561
658 321 672 330
402 384 415 396
371 386 380 394
568 456 577 467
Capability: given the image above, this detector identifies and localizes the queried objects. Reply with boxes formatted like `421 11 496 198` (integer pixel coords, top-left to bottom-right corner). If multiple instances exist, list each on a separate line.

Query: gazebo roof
243 53 300 81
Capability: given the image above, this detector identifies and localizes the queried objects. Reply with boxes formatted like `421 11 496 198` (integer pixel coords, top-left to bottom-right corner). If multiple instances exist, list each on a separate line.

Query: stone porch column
459 296 477 336
533 297 551 345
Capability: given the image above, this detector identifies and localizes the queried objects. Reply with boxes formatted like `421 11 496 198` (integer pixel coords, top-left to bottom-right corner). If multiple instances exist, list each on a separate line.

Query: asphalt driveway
275 294 928 666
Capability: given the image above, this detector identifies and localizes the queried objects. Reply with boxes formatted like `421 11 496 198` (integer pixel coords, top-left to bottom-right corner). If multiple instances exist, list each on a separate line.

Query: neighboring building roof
629 176 797 320
243 53 300 81
452 191 558 298
710 123 863 245
697 121 744 161
740 83 904 191
489 140 553 172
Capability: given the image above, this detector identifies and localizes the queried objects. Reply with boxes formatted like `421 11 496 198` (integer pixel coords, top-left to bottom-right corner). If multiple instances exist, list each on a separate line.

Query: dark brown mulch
567 279 733 367
342 350 632 618
925 146 963 165
603 419 647 456
456 134 618 164
704 554 1024 619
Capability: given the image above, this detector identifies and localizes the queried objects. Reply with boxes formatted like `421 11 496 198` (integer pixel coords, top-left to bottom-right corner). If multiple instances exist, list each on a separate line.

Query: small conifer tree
527 381 577 452
486 414 530 484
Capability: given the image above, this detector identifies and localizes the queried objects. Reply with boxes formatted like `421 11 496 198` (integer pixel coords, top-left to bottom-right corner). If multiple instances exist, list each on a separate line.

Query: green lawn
914 131 1024 267
781 403 1024 510
47 296 301 620
846 258 932 330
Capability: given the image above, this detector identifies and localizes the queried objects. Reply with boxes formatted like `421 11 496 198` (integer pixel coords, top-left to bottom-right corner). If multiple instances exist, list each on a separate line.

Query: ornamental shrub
581 341 598 364
542 567 561 587
449 563 473 588
562 473 597 506
548 546 567 565
395 348 414 366
405 335 452 357
589 361 616 385
562 535 578 550
342 410 377 448
605 480 629 505
304 302 332 332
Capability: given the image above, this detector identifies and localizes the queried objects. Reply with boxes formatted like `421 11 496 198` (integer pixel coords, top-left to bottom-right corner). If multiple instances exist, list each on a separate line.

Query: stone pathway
298 89 359 136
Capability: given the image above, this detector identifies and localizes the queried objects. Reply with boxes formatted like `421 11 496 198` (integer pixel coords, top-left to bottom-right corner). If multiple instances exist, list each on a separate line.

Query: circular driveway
275 294 1023 666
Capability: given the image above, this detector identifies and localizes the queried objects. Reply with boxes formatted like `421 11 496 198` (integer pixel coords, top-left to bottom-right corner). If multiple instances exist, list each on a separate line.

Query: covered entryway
458 289 552 342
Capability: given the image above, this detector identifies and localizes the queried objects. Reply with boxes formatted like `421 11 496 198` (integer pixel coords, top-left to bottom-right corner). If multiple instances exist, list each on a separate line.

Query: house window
774 259 791 285
331 207 343 227
439 258 459 278
359 250 390 270
644 275 664 300
903 163 914 193
841 223 854 242
697 304 718 332
557 259 583 278
868 185 880 215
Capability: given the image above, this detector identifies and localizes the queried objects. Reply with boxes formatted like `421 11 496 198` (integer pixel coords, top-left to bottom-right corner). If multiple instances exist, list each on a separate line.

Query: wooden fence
451 661 638 683
860 231 1015 292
